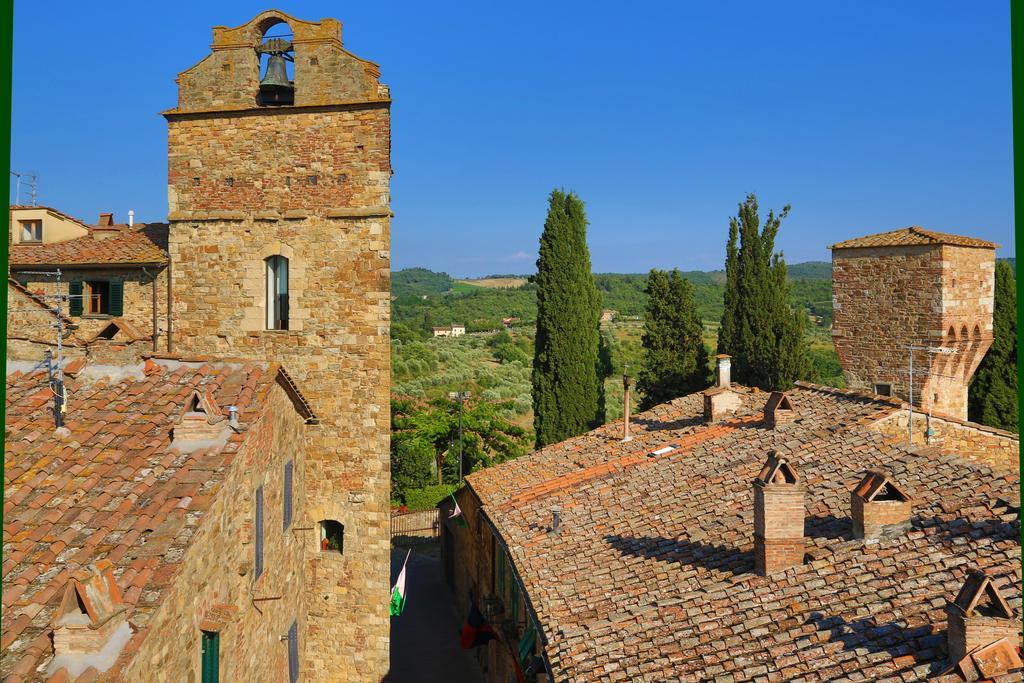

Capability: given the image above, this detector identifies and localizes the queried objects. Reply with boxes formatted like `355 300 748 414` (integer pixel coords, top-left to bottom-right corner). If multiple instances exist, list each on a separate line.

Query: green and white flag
449 493 468 527
390 549 410 617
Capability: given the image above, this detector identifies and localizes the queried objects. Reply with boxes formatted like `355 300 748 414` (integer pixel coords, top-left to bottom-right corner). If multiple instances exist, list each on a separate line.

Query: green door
201 631 219 682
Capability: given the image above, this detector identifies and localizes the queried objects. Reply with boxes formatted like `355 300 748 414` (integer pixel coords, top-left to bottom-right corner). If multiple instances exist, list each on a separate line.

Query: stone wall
870 410 1019 473
9 267 167 347
175 11 384 113
122 381 308 682
831 242 994 420
166 13 392 677
449 487 536 683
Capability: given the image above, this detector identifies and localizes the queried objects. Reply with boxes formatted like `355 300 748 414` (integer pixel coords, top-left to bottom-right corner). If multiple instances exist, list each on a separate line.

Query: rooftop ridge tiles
494 415 764 511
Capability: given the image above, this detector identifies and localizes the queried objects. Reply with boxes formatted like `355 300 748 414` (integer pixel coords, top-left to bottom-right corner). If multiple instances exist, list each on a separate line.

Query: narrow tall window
255 486 264 580
287 620 299 683
283 460 294 531
266 255 289 330
19 220 42 243
201 631 219 683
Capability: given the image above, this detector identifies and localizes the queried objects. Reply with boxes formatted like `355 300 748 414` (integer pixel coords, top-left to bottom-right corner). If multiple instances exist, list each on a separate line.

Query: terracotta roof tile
9 224 168 267
830 227 998 250
1 358 276 680
467 385 1021 682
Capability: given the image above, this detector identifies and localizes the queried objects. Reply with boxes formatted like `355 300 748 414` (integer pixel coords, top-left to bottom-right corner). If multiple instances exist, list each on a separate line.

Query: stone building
7 206 169 363
164 10 391 678
2 357 315 681
445 370 1021 682
3 9 391 682
831 227 997 420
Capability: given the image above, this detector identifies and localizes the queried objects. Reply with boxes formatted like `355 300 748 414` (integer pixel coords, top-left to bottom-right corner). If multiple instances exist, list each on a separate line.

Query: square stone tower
163 10 390 680
830 227 996 420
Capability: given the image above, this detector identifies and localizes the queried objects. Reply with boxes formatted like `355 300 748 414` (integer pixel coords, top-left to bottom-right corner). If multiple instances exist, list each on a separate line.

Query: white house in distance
433 324 466 337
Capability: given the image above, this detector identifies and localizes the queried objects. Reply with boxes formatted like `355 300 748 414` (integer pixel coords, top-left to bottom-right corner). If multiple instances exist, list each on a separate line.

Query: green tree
391 396 530 488
717 193 809 390
969 260 1017 432
532 189 603 448
638 269 710 409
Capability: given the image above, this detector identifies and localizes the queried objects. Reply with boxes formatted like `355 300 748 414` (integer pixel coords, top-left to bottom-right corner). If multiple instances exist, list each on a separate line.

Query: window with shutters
201 631 219 682
283 461 293 531
266 255 289 330
287 620 299 683
254 486 264 580
69 280 123 317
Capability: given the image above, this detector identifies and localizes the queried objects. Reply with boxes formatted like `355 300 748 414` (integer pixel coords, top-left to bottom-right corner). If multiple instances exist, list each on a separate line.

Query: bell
259 54 293 104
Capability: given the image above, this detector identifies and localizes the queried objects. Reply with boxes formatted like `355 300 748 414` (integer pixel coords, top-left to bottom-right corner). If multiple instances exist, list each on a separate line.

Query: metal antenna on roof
19 269 70 427
9 171 38 205
905 343 958 446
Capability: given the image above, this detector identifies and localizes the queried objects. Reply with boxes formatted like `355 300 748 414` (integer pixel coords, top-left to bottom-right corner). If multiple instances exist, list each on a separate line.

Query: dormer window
20 219 42 243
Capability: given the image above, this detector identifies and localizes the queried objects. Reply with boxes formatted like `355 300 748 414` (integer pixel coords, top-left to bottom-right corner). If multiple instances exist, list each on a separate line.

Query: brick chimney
946 569 1020 664
752 452 805 576
763 391 797 429
850 471 912 540
97 212 114 226
703 355 742 423
49 561 132 678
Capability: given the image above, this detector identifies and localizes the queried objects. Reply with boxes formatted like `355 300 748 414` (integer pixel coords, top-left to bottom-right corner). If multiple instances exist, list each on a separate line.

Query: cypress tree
638 269 710 409
968 260 1017 432
717 193 808 390
532 189 602 448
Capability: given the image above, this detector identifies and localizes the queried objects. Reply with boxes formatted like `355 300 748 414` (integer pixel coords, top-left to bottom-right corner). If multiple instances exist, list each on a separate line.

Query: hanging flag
460 601 498 648
390 549 410 617
448 493 468 527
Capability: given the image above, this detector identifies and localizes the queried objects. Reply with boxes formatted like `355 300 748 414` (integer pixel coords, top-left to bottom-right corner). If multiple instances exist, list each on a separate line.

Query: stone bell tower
164 10 390 680
831 227 996 420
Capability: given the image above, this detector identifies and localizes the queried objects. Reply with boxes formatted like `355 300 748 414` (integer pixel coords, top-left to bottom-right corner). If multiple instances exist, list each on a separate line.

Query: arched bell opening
256 19 295 106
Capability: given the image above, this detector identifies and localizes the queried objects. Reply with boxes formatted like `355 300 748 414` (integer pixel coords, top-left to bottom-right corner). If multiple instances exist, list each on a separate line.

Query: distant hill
392 261 835 335
392 268 454 298
787 261 831 280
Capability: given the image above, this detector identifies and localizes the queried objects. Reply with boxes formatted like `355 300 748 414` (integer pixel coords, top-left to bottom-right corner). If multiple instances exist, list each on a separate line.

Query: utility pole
448 391 470 483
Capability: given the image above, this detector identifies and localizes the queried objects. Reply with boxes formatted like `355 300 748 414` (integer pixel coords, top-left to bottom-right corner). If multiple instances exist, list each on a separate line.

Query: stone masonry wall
176 11 383 113
832 243 995 420
870 411 1019 473
122 381 308 682
167 108 390 680
9 267 168 347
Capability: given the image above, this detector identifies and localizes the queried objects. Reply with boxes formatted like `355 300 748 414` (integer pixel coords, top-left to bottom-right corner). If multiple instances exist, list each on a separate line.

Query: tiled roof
9 224 168 267
830 227 999 250
1 358 282 681
466 385 1021 682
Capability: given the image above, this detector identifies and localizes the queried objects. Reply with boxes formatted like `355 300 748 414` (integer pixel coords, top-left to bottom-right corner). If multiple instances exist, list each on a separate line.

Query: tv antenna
10 170 38 205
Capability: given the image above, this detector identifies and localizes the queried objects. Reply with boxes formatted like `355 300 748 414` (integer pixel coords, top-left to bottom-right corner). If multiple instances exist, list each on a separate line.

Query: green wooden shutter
255 486 264 579
201 631 219 682
68 281 83 316
108 280 124 317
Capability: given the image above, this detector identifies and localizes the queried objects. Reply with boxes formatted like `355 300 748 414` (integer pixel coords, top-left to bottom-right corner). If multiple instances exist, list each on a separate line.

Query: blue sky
11 2 1013 277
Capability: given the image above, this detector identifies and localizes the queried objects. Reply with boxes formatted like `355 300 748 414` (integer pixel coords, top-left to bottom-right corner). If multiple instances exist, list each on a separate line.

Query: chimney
752 452 804 576
550 507 561 535
49 561 132 678
98 212 114 226
703 356 742 423
173 389 226 441
228 405 239 429
128 209 134 227
763 391 797 429
715 354 731 389
946 569 1019 665
850 471 912 540
622 374 633 442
